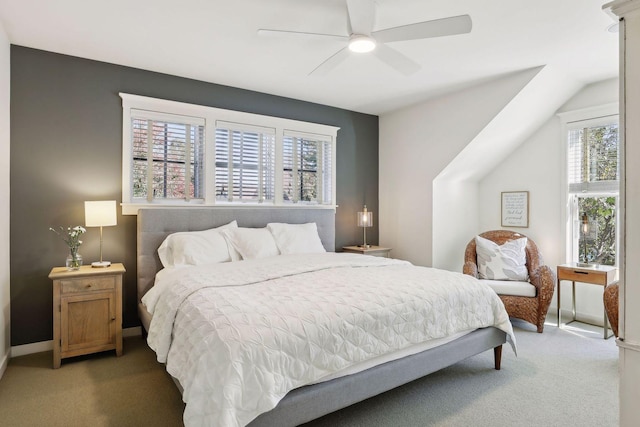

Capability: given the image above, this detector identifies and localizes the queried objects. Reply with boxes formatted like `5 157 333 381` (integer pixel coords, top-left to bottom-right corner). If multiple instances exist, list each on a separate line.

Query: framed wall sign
501 191 529 228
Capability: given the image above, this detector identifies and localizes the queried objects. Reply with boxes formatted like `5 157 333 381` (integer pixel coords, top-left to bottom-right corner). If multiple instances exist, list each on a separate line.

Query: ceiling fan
257 0 472 76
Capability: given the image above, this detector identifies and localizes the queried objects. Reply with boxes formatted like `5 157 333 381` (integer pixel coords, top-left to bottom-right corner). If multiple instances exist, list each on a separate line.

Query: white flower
50 225 86 249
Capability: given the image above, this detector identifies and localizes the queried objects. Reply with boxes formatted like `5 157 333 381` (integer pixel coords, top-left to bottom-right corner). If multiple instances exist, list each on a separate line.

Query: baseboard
123 326 143 338
10 326 143 358
10 340 52 357
0 350 8 379
617 339 640 352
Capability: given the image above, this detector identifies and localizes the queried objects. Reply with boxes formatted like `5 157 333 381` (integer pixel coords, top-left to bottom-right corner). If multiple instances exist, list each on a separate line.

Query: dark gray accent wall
9 46 379 346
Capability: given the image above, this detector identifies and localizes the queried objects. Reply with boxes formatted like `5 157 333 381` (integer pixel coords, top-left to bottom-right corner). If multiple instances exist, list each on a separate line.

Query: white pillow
223 227 280 260
267 222 326 255
157 220 239 267
475 235 529 281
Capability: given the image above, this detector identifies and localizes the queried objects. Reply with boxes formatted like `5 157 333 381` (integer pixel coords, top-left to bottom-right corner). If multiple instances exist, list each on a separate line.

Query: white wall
479 118 564 262
379 69 540 266
478 77 618 325
432 180 479 272
0 21 10 377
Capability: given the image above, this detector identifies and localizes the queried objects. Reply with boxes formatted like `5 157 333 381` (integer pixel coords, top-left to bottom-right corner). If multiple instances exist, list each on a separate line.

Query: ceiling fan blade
257 29 348 42
372 14 472 43
371 44 421 75
346 0 375 35
309 47 351 75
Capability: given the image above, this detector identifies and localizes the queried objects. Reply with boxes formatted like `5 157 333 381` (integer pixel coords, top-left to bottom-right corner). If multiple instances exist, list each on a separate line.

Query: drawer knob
86 283 93 288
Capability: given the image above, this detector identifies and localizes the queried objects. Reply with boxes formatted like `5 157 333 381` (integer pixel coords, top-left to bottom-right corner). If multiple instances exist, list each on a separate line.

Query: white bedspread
144 253 515 427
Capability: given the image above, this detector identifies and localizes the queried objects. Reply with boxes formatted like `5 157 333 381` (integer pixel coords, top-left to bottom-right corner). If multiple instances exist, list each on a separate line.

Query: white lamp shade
85 200 117 227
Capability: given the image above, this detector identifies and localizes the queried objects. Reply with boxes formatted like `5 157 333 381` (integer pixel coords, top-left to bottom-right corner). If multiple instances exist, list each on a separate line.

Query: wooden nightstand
342 245 392 257
49 263 125 368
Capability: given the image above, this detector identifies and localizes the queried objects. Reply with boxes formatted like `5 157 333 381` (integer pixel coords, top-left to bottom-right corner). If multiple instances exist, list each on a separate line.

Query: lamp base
577 262 597 268
358 244 371 249
91 261 112 268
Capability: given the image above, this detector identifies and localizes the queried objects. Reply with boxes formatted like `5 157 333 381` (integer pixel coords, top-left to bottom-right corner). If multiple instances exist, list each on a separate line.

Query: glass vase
66 250 83 270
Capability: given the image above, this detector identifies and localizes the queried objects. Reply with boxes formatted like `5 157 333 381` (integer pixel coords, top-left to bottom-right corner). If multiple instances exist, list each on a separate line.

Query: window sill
122 202 338 215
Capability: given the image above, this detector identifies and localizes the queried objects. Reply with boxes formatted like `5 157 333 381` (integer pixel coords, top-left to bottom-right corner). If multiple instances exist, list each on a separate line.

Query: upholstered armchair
463 230 556 333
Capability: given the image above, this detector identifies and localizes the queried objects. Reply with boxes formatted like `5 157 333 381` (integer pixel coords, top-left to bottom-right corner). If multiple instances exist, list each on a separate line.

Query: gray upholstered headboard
136 207 336 304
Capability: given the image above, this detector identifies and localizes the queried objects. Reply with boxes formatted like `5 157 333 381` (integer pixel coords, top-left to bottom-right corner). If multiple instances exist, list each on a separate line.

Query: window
215 123 275 203
282 133 332 204
572 195 617 265
120 94 339 214
131 110 205 202
563 107 619 266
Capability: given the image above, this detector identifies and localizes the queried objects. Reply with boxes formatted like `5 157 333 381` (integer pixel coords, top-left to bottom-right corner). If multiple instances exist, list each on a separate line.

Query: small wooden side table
342 245 392 257
49 263 125 368
556 263 617 339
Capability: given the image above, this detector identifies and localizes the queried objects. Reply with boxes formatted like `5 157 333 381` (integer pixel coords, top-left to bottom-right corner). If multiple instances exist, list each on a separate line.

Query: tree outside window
577 196 616 266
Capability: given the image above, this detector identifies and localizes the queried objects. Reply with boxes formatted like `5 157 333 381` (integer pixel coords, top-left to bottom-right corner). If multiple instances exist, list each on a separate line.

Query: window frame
559 103 619 266
121 93 339 215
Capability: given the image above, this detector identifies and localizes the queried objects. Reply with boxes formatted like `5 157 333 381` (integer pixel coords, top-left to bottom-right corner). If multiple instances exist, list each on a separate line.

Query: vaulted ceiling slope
0 0 618 115
437 65 588 182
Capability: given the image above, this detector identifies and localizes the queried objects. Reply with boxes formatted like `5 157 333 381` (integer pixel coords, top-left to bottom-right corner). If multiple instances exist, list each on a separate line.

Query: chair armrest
529 265 556 303
463 261 478 278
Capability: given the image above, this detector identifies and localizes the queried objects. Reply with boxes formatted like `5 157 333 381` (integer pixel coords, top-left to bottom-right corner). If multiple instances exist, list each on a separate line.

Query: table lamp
85 200 117 267
578 212 596 268
357 205 373 248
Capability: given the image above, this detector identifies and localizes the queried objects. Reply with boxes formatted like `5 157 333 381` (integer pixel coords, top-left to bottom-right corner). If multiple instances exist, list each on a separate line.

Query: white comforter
144 253 515 427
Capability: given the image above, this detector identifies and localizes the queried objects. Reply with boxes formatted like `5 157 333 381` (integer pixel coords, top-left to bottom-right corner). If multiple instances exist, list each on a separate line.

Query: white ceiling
0 0 619 115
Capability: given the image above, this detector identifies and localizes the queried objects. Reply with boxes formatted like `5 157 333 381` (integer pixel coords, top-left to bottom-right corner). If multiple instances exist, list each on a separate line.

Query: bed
137 207 514 427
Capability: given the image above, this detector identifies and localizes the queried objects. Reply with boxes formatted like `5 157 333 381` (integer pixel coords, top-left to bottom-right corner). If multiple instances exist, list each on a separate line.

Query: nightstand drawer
557 268 613 286
60 276 116 294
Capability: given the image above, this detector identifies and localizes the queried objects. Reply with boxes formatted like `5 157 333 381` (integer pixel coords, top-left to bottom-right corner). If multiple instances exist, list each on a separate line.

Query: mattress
144 252 515 427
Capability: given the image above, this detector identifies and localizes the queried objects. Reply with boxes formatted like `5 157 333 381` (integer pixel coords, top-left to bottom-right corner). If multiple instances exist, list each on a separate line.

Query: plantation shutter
130 110 205 202
567 121 619 194
282 131 333 205
215 121 275 203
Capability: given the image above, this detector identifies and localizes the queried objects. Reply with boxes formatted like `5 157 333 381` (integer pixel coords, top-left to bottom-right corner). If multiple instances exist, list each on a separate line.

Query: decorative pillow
267 222 326 255
475 235 529 281
222 227 280 260
157 220 239 267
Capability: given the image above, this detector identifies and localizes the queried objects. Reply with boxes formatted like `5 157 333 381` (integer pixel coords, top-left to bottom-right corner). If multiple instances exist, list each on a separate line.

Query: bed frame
136 207 506 427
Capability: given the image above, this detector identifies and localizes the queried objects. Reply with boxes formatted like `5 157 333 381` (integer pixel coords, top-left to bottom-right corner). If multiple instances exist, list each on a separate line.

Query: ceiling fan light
348 35 376 53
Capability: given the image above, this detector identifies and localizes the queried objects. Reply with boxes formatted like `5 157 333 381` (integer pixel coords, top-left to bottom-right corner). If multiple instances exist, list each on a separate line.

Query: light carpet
0 318 618 426
304 318 618 427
